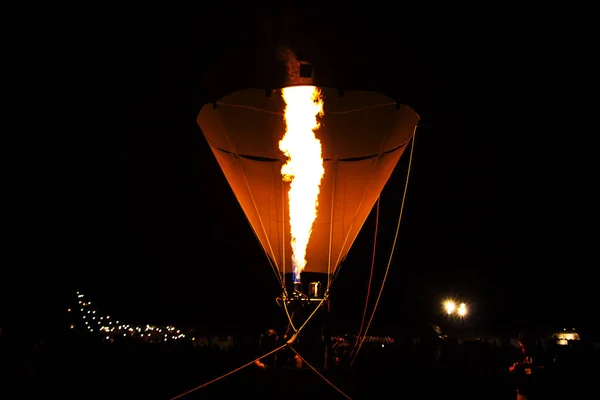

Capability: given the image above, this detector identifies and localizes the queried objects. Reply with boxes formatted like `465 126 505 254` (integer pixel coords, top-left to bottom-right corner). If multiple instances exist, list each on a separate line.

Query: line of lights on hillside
68 292 395 346
69 292 188 342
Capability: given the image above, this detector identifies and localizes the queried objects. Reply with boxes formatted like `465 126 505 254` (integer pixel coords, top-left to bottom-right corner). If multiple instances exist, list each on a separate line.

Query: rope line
289 347 353 400
169 342 288 400
283 297 297 332
350 131 416 366
294 295 328 335
216 102 396 116
284 311 296 337
327 103 396 115
170 295 328 399
351 197 380 357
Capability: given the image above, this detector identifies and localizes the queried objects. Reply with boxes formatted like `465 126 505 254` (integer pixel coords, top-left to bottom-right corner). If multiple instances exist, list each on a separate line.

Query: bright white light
444 300 456 315
457 303 467 316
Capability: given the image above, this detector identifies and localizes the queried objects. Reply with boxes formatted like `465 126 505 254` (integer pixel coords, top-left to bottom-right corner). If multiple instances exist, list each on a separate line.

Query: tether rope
170 294 328 399
289 347 353 400
216 102 396 116
168 342 288 400
350 131 416 365
351 197 380 358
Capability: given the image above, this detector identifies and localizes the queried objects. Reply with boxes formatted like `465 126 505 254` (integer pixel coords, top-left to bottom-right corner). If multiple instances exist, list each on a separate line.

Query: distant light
457 303 467 316
444 300 456 315
67 308 71 312
381 344 385 348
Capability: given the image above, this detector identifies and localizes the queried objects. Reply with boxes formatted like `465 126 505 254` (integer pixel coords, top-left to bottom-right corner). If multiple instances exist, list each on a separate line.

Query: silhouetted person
256 329 279 368
332 337 351 367
509 332 543 400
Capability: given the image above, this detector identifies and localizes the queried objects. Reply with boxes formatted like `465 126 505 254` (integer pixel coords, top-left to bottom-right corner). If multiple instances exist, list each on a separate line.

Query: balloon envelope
197 87 419 280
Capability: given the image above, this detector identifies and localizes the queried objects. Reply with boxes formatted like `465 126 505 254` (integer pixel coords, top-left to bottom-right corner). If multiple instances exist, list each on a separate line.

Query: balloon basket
284 272 328 304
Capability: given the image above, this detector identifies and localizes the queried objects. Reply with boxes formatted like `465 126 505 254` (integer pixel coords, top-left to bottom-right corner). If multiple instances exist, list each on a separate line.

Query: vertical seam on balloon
238 162 283 284
280 164 286 287
326 159 337 290
331 159 378 281
331 105 394 280
216 109 282 285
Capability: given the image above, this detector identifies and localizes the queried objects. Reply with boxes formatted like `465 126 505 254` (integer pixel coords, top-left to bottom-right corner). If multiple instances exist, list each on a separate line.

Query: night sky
21 7 594 338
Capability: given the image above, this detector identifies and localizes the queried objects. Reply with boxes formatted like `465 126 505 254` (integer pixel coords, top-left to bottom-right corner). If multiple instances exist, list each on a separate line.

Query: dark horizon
18 7 594 341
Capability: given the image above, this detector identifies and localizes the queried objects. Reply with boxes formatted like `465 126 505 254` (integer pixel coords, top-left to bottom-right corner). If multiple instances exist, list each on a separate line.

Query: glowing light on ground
279 86 325 283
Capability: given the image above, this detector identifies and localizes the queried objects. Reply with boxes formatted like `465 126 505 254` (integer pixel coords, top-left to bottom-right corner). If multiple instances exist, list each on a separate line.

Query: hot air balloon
197 86 418 296
194 41 420 368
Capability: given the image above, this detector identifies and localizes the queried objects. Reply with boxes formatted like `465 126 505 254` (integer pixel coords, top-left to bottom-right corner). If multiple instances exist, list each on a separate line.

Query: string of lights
68 292 190 343
332 335 394 345
68 292 394 347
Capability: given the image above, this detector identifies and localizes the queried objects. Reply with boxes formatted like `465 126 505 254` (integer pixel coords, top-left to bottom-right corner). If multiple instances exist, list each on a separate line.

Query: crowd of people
4 324 598 399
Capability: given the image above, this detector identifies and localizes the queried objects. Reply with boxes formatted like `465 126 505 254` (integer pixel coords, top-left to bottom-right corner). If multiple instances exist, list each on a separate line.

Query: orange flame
280 86 325 283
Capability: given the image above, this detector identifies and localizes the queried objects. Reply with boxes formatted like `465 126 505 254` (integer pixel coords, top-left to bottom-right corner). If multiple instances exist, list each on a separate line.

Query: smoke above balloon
279 86 325 283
